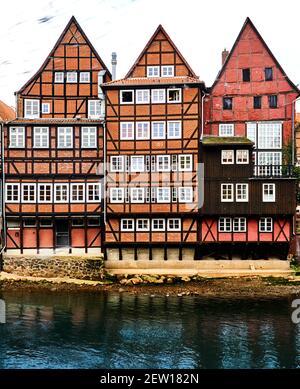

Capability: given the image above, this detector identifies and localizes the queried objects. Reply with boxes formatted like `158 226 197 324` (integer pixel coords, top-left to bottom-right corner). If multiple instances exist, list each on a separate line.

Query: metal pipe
201 92 208 140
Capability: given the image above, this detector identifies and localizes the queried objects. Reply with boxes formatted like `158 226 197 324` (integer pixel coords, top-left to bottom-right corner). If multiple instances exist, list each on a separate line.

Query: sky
1 0 300 109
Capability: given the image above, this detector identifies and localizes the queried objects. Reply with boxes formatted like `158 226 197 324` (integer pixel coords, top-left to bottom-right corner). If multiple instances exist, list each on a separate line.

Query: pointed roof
125 24 198 79
17 16 111 94
211 17 300 94
0 100 15 121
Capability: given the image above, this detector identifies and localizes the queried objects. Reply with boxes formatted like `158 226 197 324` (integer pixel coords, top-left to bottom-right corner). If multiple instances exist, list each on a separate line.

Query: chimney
222 48 229 66
111 52 117 80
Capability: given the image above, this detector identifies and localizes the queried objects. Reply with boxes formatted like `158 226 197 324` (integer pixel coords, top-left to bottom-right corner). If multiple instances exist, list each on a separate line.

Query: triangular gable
211 17 300 94
17 16 111 94
125 24 198 78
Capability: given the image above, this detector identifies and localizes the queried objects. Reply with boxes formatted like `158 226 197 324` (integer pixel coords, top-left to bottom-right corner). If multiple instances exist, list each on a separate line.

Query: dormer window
147 66 160 77
161 66 174 77
24 99 40 119
66 72 77 83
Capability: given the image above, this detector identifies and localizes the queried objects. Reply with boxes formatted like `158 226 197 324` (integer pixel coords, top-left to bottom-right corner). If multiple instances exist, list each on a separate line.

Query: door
55 220 69 248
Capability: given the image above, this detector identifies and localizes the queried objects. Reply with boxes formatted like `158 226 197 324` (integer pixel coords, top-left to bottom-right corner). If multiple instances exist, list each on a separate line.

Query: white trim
178 187 193 203
66 72 77 83
33 127 49 148
41 103 50 114
136 122 150 140
236 149 249 164
259 217 273 233
218 217 232 232
147 66 160 77
71 183 85 203
156 187 170 203
152 219 165 231
151 89 166 104
167 218 181 231
120 90 134 104
21 183 36 203
136 89 150 104
221 183 234 202
110 187 124 203
9 127 25 148
121 219 135 232
236 183 249 202
151 121 165 139
161 65 174 77
130 156 145 172
54 183 69 203
87 183 101 203
167 88 182 103
219 123 234 136
57 127 73 148
136 219 150 232
221 150 234 164
130 187 144 203
120 122 135 140
157 155 170 172
178 154 193 171
262 183 276 202
5 183 20 203
233 217 247 232
79 72 90 83
88 100 101 119
167 121 182 139
81 126 97 148
110 156 124 172
54 72 64 83
38 183 52 203
24 99 40 119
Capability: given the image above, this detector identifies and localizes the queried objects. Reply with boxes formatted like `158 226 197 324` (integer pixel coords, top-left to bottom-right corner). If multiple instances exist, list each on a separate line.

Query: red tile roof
0 100 15 121
102 76 203 87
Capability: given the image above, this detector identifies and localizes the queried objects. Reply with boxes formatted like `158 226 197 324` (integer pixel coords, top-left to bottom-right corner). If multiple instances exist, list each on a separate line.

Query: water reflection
0 292 299 369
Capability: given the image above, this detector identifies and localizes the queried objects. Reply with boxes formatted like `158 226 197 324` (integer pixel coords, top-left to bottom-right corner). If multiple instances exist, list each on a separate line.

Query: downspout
201 92 208 140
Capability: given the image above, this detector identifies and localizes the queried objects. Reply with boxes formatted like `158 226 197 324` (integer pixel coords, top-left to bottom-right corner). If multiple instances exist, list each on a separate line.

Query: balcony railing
253 165 294 178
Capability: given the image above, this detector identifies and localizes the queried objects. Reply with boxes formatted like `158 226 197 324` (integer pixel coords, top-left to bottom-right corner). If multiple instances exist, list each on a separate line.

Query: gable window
71 183 85 203
157 187 170 203
120 90 134 104
242 68 250 82
82 127 97 148
80 72 90 83
130 188 144 203
178 154 192 171
24 99 39 119
121 219 134 231
33 127 49 148
111 156 124 172
263 183 275 202
161 66 174 77
167 218 181 231
259 217 273 232
110 187 124 203
6 184 20 203
88 100 101 118
136 219 150 232
136 122 150 139
58 127 73 148
265 67 273 81
87 183 101 202
151 89 165 103
136 90 150 104
218 217 232 232
55 184 69 203
42 103 50 114
221 183 234 202
178 187 193 203
131 156 144 172
157 155 170 171
152 219 165 231
219 123 234 136
236 183 248 202
147 66 160 77
54 72 64 83
221 150 234 164
253 96 261 109
120 122 134 140
223 97 233 110
268 95 277 108
167 121 181 139
233 217 247 232
10 127 25 148
152 122 165 139
66 72 77 83
258 122 281 149
167 88 181 103
236 150 249 164
38 183 52 203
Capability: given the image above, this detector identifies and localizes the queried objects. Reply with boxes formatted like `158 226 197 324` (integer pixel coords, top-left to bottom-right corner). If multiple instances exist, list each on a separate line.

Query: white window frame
151 89 166 104
219 123 234 136
81 127 97 148
71 183 85 203
131 156 145 172
178 154 193 171
87 183 101 203
157 155 170 172
152 219 165 231
262 183 275 202
9 127 25 148
233 217 247 232
259 217 273 233
88 100 101 119
221 150 234 164
236 150 249 164
54 183 69 203
21 184 36 203
136 219 150 232
54 72 64 83
236 183 249 202
178 187 193 203
221 183 234 202
110 188 124 203
130 188 144 203
167 88 182 103
121 219 135 232
167 218 181 231
33 127 49 148
110 156 124 172
38 183 52 203
41 103 50 114
151 121 165 139
167 121 182 139
58 127 73 149
257 122 282 150
79 72 90 83
120 122 134 140
136 89 150 104
147 66 160 77
6 183 20 203
218 217 232 232
120 90 134 104
161 65 174 77
246 122 257 147
156 187 170 203
24 99 40 119
66 72 77 83
136 122 150 140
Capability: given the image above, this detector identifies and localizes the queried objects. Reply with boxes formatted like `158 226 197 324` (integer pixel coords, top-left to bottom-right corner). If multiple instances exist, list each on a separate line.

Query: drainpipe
201 92 208 140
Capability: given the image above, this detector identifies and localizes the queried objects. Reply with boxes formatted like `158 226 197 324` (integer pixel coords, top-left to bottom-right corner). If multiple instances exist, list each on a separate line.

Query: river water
0 291 299 369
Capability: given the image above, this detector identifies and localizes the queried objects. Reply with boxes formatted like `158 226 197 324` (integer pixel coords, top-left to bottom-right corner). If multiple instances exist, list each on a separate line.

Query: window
233 217 247 232
223 97 233 110
253 96 261 109
80 72 90 83
81 127 97 148
151 89 165 103
130 188 144 203
58 127 73 148
54 72 64 83
221 183 234 202
147 66 160 77
72 218 84 227
136 90 150 104
40 219 53 227
157 155 170 171
7 219 20 229
87 218 101 226
178 154 192 171
10 127 25 148
219 123 234 136
167 88 181 103
167 121 181 139
236 183 248 202
87 183 101 202
71 183 85 203
22 184 36 203
161 66 174 77
120 122 134 140
24 99 39 118
263 183 275 202
88 100 101 118
38 184 52 203
33 127 49 148
152 219 165 231
257 152 282 176
136 219 150 231
152 122 165 139
171 186 178 202
178 187 193 203
55 184 69 203
246 122 257 146
24 219 36 227
218 217 232 232
259 217 273 232
131 156 144 172
136 122 150 139
6 183 20 203
265 67 273 81
167 218 181 231
242 68 250 82
157 187 170 203
42 103 50 114
221 150 234 164
268 95 277 108
120 90 134 104
236 150 249 164
111 156 124 172
110 188 124 203
66 72 77 83
258 122 282 149
121 219 134 231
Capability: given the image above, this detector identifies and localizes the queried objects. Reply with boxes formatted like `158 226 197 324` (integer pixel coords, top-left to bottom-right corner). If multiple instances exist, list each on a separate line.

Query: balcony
253 165 294 178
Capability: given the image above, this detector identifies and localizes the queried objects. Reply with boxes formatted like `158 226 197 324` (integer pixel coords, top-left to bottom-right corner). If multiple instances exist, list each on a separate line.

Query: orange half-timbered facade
4 16 111 254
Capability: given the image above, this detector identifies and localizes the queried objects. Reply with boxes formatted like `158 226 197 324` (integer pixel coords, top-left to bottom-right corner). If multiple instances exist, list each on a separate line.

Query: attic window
223 97 233 110
242 68 250 82
54 72 64 83
67 72 77 83
147 66 160 77
167 88 181 103
120 90 134 104
161 66 174 77
265 67 273 81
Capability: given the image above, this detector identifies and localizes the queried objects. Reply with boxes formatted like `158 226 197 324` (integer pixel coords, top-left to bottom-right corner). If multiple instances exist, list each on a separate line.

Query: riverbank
1 271 300 299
